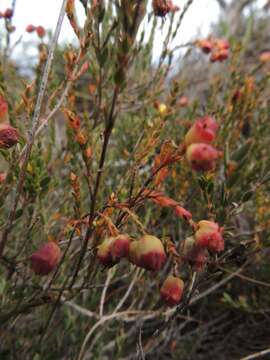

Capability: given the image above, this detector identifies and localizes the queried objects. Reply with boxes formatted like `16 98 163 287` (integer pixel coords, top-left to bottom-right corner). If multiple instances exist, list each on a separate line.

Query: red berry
36 26 46 38
129 235 166 272
4 8 13 19
184 116 219 147
160 275 184 306
195 220 224 253
30 242 61 275
26 24 36 33
0 123 19 149
186 143 221 172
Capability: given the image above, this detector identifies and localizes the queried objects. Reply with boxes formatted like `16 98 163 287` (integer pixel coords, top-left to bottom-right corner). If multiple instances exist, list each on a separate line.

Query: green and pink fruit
160 275 184 306
30 242 61 275
195 220 224 253
186 143 221 171
97 234 130 267
184 116 218 147
129 235 166 272
182 236 208 272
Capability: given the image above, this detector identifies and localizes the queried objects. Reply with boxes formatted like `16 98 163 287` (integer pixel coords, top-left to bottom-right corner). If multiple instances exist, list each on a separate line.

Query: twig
99 268 113 317
241 348 270 360
0 0 68 257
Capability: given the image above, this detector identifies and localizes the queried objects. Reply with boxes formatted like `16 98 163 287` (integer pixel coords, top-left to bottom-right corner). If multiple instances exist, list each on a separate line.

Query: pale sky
0 0 222 65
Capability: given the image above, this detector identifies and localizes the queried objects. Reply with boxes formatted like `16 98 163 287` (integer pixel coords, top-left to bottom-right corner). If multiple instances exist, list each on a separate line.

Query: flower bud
111 234 130 259
197 39 213 54
152 0 179 17
179 96 189 107
0 123 19 149
30 242 61 275
214 39 229 50
97 234 130 267
259 51 270 64
129 235 166 272
210 49 229 62
0 172 7 183
0 96 8 123
195 220 224 253
36 26 46 38
4 8 13 19
186 143 221 171
160 275 184 306
26 24 36 33
182 237 208 272
184 116 218 146
174 206 192 221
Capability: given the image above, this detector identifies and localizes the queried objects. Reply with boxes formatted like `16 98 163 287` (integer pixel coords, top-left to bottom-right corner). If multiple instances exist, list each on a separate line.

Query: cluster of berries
197 38 230 62
184 115 221 172
183 220 224 272
26 24 46 38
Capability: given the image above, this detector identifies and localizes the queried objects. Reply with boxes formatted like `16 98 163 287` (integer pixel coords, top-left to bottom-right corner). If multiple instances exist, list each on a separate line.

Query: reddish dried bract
0 96 8 123
26 24 36 33
195 220 224 253
160 275 184 306
152 0 179 17
184 116 218 147
174 206 192 221
129 235 166 272
97 234 130 267
0 124 19 149
36 26 46 38
30 242 61 275
186 143 221 172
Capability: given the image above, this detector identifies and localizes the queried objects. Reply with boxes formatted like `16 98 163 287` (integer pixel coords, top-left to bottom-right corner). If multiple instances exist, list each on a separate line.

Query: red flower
186 143 221 172
36 26 46 38
160 275 184 306
197 39 213 54
210 49 229 62
97 234 130 267
129 235 166 272
0 124 19 149
26 24 36 33
184 116 219 146
182 237 208 272
4 8 13 19
30 242 61 275
195 220 224 253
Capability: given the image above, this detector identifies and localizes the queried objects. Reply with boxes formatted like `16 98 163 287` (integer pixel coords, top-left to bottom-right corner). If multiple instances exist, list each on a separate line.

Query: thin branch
0 0 68 257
